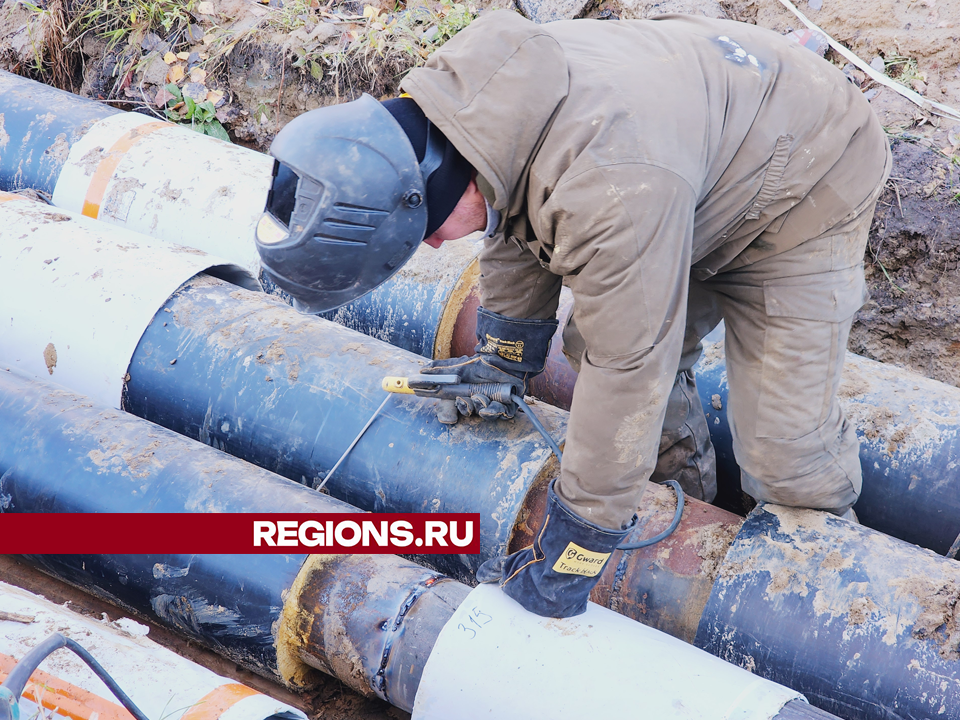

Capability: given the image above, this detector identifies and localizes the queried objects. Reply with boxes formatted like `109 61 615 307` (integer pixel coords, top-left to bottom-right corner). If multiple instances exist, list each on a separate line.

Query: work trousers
666 206 876 512
564 204 876 515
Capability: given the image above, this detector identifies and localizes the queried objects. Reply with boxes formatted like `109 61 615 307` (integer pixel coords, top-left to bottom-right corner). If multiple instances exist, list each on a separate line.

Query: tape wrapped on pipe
0 192 257 409
0 581 305 720
412 584 804 719
50 112 274 277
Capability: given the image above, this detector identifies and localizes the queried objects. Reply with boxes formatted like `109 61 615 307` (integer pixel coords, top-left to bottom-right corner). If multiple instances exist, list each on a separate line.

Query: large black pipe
695 334 960 554
0 72 118 195
697 503 960 720
123 275 564 584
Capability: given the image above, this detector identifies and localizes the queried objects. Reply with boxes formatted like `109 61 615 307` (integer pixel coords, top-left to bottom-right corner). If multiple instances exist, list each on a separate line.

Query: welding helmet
255 94 466 314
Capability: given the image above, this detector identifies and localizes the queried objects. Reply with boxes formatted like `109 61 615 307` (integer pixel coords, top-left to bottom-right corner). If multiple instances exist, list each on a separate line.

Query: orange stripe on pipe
0 652 135 720
81 122 168 219
0 192 19 203
179 683 260 720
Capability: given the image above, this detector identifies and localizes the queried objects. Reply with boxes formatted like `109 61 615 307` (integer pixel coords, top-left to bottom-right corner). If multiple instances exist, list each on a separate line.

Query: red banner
0 513 481 554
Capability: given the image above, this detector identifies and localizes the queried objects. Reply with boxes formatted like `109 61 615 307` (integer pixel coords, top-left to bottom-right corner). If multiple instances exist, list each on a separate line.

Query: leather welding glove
476 480 635 618
422 307 558 424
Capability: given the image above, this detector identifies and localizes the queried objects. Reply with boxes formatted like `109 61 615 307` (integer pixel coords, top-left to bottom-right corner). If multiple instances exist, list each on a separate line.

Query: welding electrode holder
382 374 519 404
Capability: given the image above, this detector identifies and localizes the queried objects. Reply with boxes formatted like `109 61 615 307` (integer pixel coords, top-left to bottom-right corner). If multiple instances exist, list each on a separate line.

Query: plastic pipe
0 71 272 277
0 370 823 720
411 584 808 720
0 581 307 720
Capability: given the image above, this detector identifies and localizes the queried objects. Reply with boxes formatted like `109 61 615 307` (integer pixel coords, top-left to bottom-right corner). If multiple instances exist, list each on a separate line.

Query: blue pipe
122 275 564 584
694 331 960 555
0 71 118 195
695 503 960 720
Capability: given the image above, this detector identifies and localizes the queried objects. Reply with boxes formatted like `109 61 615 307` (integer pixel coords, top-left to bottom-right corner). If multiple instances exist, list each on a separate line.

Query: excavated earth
0 0 959 718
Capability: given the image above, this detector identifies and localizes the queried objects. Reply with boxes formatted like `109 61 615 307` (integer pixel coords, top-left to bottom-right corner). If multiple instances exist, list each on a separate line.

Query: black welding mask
255 94 444 314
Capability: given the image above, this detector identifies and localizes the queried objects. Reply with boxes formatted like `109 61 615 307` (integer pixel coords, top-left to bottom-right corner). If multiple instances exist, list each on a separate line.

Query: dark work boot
476 480 634 618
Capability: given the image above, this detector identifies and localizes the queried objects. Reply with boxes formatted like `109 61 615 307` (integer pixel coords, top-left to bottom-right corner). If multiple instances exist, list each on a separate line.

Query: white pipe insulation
412 585 804 720
49 112 274 277
0 581 305 720
0 191 256 408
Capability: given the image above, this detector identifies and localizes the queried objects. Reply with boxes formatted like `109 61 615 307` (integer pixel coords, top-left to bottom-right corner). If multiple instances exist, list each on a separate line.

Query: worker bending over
254 11 891 618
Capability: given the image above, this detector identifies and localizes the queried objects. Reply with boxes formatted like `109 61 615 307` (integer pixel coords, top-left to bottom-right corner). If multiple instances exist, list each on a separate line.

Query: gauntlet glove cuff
475 307 558 377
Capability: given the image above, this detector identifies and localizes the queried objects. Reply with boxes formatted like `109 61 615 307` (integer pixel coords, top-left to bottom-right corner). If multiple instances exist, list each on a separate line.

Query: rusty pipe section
277 554 469 711
507 476 745 644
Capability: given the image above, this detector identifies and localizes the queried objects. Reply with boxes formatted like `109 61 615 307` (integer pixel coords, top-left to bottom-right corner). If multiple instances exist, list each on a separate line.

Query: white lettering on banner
299 520 324 547
250 518 475 550
253 521 276 546
425 520 449 546
391 520 414 546
363 520 389 546
276 520 299 546
449 520 474 548
335 520 362 547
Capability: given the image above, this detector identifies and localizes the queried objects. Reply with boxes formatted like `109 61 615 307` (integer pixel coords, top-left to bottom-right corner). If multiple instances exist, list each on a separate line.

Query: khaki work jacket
401 11 890 526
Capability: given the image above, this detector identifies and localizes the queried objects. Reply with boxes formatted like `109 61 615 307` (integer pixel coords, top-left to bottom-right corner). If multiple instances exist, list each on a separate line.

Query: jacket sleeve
479 230 563 321
542 163 698 529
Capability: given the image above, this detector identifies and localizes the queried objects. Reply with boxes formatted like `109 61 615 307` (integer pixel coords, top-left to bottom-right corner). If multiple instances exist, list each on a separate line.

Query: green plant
163 82 230 140
287 0 477 98
75 0 199 50
883 54 924 88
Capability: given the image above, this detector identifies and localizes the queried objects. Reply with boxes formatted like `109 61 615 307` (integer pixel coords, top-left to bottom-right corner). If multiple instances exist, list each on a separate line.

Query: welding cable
947 530 960 560
617 480 685 550
1 633 151 720
316 394 394 491
509 394 684 550
511 394 563 462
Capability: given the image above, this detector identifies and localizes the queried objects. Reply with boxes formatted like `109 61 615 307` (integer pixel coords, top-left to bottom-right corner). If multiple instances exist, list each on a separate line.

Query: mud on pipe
0 370 830 720
0 368 470 711
123 275 564 584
